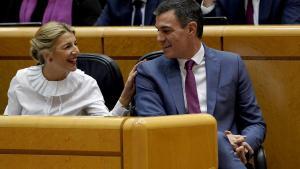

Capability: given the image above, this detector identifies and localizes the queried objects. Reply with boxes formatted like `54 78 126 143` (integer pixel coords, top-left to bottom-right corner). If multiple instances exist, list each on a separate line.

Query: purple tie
185 60 201 113
246 0 254 24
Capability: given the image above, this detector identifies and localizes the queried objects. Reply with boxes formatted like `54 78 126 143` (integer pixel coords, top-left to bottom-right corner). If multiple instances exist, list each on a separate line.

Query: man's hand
224 131 254 164
202 0 216 7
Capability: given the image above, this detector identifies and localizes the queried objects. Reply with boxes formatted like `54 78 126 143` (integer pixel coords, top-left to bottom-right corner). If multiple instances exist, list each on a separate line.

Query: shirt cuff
110 100 128 116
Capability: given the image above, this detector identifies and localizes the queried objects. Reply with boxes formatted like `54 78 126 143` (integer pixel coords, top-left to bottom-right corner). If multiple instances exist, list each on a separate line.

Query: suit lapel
218 0 245 20
204 46 220 115
259 0 273 23
165 59 185 114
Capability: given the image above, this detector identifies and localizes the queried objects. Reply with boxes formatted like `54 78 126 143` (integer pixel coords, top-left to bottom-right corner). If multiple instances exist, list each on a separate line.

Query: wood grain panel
75 27 104 54
0 60 35 114
224 36 300 57
245 60 300 169
0 155 120 169
115 60 138 81
103 26 222 57
123 114 218 169
0 116 123 152
104 36 160 57
0 38 32 57
203 37 221 50
77 37 103 54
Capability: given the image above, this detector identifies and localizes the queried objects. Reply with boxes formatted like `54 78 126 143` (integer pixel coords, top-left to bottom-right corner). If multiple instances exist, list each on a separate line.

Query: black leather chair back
77 53 124 110
139 50 163 61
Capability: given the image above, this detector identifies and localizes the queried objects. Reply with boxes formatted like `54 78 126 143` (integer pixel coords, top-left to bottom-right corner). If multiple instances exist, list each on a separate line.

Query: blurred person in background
94 0 162 26
201 0 300 24
0 0 104 26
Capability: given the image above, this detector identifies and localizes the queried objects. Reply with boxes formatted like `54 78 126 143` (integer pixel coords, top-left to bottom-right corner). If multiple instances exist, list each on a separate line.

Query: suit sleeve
94 3 111 26
282 0 300 24
134 64 167 116
236 57 266 151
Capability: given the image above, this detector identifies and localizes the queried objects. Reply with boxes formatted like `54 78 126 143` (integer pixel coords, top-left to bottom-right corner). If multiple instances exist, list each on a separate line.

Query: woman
4 21 136 116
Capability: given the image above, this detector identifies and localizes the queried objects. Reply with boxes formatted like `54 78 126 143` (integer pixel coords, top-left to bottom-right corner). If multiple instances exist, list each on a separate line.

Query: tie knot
133 0 144 7
185 60 195 71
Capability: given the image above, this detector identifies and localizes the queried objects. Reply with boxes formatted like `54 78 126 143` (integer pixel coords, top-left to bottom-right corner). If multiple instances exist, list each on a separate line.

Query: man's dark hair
154 0 203 38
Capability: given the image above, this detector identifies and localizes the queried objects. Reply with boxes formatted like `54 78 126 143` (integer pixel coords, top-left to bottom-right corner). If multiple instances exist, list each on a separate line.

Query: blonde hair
30 22 75 64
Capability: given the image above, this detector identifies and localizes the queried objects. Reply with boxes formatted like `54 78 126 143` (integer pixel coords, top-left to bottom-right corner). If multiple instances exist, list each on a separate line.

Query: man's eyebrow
156 25 172 30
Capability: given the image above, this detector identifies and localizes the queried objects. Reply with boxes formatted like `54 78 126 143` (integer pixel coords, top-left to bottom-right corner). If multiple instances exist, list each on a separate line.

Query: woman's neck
42 65 69 81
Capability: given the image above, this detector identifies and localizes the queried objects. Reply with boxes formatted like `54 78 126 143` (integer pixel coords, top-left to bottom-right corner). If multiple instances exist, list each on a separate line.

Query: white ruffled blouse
4 65 126 116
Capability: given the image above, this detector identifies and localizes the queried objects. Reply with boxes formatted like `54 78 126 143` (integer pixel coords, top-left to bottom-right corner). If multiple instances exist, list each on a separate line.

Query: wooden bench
0 114 217 169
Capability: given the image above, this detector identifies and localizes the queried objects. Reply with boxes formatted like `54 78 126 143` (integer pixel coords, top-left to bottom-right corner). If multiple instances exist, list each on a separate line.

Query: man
94 0 162 26
201 0 300 24
134 0 266 168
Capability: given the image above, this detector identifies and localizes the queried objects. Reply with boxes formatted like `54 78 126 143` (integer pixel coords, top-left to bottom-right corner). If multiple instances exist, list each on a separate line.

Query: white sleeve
84 78 127 116
109 101 128 116
201 1 216 15
86 99 127 116
4 76 22 115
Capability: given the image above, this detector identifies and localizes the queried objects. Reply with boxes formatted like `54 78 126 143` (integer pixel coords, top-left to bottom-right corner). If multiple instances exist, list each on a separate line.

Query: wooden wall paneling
102 26 223 80
202 26 223 50
222 25 300 57
103 27 160 81
245 60 300 169
75 27 104 54
223 36 300 57
0 60 35 114
223 26 300 169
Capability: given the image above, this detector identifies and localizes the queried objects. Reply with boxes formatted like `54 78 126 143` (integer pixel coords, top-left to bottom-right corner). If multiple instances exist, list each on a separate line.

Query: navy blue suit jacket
94 0 161 26
207 0 300 24
135 45 266 152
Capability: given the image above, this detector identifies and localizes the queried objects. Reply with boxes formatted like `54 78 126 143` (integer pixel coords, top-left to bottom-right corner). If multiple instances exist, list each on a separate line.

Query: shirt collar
132 0 147 3
177 43 205 69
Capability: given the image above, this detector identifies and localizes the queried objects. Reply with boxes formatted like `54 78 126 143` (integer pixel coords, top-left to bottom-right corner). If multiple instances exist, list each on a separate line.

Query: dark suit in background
94 0 161 26
0 0 22 23
205 0 300 24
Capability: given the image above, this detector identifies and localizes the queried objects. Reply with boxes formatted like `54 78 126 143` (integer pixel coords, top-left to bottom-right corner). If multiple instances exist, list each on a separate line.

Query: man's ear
187 21 197 36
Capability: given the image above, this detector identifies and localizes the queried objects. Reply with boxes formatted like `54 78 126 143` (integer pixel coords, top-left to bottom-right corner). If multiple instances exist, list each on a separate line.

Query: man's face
155 10 191 59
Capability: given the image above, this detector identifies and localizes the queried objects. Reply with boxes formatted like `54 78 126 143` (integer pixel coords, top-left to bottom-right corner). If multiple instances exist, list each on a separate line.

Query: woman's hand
119 62 142 107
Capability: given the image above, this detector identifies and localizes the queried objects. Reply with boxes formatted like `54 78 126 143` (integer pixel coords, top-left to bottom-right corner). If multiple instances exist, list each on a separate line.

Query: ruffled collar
20 65 84 97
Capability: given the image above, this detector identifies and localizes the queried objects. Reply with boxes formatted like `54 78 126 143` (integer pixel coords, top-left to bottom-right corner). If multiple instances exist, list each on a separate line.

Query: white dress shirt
4 65 126 116
177 43 207 113
245 0 260 25
131 0 147 26
201 0 260 25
